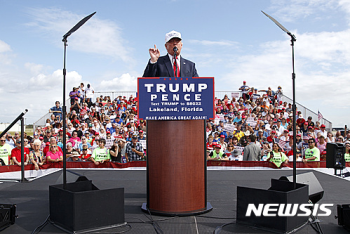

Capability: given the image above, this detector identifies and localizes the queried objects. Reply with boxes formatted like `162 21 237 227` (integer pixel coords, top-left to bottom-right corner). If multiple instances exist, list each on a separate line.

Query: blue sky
0 0 349 127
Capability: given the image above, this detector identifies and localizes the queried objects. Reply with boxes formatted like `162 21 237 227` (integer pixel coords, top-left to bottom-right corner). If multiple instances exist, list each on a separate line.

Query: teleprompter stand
142 120 213 216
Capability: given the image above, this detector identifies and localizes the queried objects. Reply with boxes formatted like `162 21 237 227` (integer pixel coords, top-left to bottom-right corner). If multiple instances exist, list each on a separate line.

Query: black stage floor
0 169 349 234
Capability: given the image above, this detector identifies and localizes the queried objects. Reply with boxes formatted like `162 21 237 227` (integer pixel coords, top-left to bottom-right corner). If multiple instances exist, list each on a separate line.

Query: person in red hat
219 134 227 151
296 114 305 128
267 131 277 143
295 133 303 147
70 96 81 115
208 144 227 160
301 121 309 136
278 129 290 142
138 130 146 141
316 124 327 138
307 126 316 139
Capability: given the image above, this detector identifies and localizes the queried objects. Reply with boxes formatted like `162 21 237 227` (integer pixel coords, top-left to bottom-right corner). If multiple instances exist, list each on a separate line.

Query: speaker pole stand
61 12 96 188
262 11 298 189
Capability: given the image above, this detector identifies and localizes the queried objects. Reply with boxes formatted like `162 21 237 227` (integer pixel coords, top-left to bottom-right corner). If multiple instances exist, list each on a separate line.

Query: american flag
318 110 323 121
278 140 286 151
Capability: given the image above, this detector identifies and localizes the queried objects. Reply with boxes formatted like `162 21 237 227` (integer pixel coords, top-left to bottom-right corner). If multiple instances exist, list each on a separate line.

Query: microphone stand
262 11 298 189
61 12 96 188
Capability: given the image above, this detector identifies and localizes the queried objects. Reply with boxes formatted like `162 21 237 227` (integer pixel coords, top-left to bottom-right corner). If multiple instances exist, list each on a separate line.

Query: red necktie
173 59 179 77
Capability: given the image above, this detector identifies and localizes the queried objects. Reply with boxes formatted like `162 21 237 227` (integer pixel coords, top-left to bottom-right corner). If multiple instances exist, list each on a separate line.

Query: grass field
0 126 34 136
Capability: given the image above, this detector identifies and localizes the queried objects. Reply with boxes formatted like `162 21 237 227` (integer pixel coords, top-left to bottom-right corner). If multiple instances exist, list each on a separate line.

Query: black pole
0 110 28 139
21 117 25 182
261 11 298 189
62 39 67 188
291 37 297 189
61 12 96 189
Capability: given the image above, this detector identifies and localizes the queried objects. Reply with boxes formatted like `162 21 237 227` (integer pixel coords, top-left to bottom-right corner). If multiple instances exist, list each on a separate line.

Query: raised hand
149 44 160 63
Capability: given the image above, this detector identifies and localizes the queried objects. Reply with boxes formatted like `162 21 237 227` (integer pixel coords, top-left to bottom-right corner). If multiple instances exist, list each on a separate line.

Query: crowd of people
206 81 350 167
0 83 146 169
0 81 348 169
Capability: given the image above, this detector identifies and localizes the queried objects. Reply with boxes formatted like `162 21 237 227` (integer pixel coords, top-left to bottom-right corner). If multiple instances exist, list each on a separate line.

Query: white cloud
25 62 43 74
29 69 82 90
217 25 350 127
0 40 13 65
0 57 84 124
297 30 350 65
97 73 137 91
269 0 339 22
0 40 11 53
26 8 133 63
339 0 350 22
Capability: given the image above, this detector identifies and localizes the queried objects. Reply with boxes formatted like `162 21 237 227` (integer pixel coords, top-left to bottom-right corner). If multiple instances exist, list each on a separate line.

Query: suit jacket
243 142 261 161
143 55 199 77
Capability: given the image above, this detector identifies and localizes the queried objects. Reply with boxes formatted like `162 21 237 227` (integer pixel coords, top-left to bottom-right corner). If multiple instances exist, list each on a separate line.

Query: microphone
173 46 178 58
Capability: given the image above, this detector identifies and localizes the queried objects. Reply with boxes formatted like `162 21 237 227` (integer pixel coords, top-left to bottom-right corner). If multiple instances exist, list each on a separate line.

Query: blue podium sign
137 77 214 120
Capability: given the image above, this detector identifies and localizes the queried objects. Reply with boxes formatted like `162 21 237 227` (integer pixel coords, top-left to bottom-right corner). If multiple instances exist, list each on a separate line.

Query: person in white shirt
92 120 101 133
275 120 285 136
315 124 327 138
278 129 290 142
276 86 283 103
85 84 94 103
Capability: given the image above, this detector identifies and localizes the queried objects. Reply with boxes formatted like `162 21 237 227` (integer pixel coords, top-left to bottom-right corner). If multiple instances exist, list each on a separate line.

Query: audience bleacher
0 82 346 169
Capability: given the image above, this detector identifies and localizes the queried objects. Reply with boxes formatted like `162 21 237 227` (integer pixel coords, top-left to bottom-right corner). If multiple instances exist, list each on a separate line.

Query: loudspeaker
0 204 16 231
279 172 324 204
326 143 345 169
55 170 89 184
337 204 350 231
237 179 309 233
49 180 125 233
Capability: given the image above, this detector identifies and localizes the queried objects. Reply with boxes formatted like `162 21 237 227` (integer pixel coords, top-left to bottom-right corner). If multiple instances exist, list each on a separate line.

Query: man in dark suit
143 30 199 77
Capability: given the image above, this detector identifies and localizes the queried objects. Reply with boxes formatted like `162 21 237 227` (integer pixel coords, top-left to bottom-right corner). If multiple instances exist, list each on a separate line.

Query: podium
138 77 214 216
142 120 212 215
